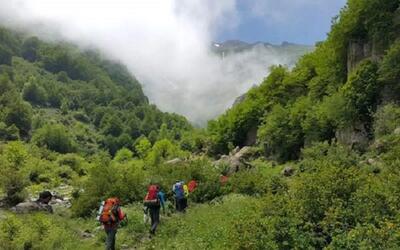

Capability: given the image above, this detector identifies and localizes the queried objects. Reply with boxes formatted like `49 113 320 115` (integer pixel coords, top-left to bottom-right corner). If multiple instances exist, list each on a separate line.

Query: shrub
373 103 400 138
32 124 76 153
72 155 147 217
0 142 29 205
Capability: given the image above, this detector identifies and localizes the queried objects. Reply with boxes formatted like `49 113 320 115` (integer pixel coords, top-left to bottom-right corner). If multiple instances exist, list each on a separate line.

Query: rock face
347 39 383 75
214 146 255 175
244 126 258 146
347 39 372 73
336 123 369 151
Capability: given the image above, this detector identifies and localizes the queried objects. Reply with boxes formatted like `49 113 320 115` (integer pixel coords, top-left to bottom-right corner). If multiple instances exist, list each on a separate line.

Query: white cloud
0 0 307 125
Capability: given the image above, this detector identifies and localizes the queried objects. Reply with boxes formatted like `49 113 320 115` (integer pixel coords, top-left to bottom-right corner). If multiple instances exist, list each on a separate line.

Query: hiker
98 197 127 250
144 185 165 235
13 190 53 213
172 181 186 212
157 187 166 215
220 175 229 185
188 179 197 193
182 182 189 210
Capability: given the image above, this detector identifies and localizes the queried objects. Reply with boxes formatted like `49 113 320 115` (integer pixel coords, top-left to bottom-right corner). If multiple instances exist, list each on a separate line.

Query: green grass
141 194 262 250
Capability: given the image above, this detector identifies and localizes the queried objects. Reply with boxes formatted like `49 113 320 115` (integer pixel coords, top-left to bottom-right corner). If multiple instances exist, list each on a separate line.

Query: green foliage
113 148 133 163
22 78 47 105
32 124 76 153
134 136 151 159
0 213 98 250
258 104 304 162
146 195 262 249
341 60 380 123
374 103 400 138
145 139 188 166
72 155 147 217
0 142 29 205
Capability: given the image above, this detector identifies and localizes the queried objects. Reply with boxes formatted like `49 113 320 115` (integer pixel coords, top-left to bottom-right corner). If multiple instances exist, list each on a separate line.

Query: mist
0 0 311 125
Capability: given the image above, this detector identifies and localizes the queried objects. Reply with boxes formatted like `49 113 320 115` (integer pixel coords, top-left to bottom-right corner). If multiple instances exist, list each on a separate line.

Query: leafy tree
114 148 133 163
4 100 32 137
32 124 76 153
0 142 28 205
21 37 40 62
135 137 151 159
22 79 47 105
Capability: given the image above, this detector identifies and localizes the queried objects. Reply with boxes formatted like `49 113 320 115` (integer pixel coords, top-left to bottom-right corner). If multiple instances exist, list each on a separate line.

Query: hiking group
97 179 197 250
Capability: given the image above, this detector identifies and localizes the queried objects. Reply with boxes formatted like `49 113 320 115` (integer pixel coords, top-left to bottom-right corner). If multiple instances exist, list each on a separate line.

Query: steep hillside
208 0 400 160
0 26 193 156
212 40 314 66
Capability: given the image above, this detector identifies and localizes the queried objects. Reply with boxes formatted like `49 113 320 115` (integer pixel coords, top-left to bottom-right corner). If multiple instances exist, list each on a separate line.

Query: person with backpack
143 184 165 235
157 187 166 215
172 181 185 212
97 197 126 250
188 179 198 193
182 182 189 210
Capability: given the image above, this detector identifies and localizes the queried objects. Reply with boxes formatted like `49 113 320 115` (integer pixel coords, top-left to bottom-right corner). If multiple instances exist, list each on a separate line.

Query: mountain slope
0 26 193 156
207 0 400 159
212 40 314 67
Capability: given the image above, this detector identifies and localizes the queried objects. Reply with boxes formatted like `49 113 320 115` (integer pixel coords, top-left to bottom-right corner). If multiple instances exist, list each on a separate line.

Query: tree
4 100 33 137
32 124 76 153
114 148 133 163
22 79 47 105
21 37 40 62
0 142 28 205
135 137 151 159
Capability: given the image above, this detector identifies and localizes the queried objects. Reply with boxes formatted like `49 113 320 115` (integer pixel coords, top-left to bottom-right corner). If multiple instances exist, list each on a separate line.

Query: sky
0 0 347 125
219 0 347 44
217 0 346 45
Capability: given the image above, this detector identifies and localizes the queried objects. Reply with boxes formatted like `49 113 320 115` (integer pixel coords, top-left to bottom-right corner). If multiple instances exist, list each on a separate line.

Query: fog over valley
0 0 313 125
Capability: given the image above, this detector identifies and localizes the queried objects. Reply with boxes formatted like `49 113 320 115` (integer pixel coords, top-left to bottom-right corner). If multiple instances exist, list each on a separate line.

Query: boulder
282 166 294 177
12 201 53 213
80 229 95 238
336 123 369 151
214 146 255 175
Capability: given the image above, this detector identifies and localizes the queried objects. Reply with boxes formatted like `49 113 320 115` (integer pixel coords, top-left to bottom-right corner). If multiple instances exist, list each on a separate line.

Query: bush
0 142 29 205
32 124 76 153
72 155 147 217
4 100 33 137
22 80 47 105
145 139 188 166
373 103 400 138
0 213 98 250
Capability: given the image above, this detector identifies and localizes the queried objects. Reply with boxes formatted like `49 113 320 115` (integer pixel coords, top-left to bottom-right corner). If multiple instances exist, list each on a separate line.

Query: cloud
0 0 308 125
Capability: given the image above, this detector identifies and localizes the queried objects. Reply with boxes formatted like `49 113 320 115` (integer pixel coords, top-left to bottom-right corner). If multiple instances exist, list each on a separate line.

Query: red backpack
99 198 121 224
143 185 160 207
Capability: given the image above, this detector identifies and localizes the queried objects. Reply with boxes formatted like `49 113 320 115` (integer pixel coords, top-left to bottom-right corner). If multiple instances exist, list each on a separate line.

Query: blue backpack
174 183 184 199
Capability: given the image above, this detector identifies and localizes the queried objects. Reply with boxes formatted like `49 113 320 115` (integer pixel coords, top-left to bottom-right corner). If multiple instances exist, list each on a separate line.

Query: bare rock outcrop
214 146 256 175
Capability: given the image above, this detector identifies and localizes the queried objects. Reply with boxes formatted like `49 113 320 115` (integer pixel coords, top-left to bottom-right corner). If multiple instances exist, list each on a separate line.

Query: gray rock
282 166 294 177
336 123 369 151
214 146 255 175
81 229 95 238
12 201 53 213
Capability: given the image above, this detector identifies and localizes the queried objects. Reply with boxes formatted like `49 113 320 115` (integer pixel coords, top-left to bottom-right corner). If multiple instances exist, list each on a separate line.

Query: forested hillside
1 0 400 249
